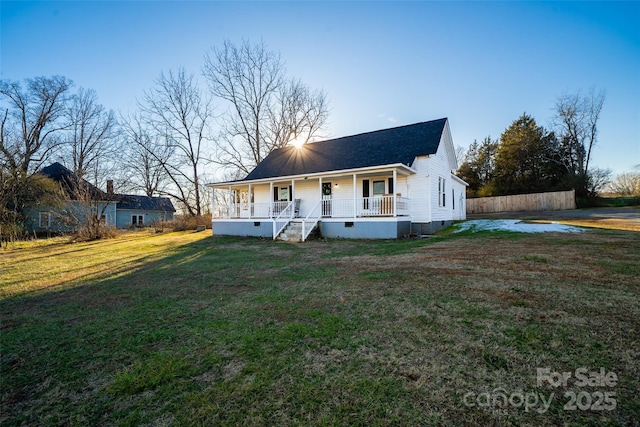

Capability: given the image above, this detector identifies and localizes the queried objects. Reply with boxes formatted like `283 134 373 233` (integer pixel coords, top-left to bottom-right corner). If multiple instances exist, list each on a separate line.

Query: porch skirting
212 219 452 239
319 219 411 239
212 220 273 238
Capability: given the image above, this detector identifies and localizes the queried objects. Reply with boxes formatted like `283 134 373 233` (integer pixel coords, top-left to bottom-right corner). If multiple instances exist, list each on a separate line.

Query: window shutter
273 186 278 201
363 180 370 197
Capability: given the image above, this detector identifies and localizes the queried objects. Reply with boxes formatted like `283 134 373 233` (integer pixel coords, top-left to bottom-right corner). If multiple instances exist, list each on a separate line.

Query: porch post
393 170 397 217
269 182 274 218
291 179 295 218
211 187 215 219
248 184 252 219
352 174 357 218
318 177 323 217
228 186 232 219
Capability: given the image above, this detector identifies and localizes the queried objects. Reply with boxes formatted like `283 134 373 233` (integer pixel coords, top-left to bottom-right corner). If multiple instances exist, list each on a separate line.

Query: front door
372 180 386 213
322 182 332 217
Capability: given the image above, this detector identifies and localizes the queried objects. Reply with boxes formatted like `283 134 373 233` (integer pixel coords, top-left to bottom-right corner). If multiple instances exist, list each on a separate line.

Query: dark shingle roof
244 118 447 181
116 194 176 212
41 162 106 199
41 162 175 212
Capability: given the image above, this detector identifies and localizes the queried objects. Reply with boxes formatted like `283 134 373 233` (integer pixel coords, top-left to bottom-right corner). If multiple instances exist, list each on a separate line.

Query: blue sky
2 1 639 175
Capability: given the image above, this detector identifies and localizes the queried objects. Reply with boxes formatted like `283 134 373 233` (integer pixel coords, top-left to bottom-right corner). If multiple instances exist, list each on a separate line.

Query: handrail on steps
301 200 323 242
272 201 294 239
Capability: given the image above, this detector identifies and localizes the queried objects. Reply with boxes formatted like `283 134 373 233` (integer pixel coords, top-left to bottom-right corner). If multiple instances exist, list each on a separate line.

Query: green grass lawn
1 229 639 426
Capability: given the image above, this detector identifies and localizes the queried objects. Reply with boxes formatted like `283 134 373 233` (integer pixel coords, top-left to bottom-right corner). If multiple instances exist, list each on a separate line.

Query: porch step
277 220 316 242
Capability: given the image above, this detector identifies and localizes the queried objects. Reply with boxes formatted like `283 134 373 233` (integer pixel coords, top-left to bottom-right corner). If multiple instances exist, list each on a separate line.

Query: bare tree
0 76 72 242
553 89 605 196
140 68 212 216
267 78 329 150
608 171 640 196
120 112 171 197
203 39 329 176
61 87 119 184
0 76 72 175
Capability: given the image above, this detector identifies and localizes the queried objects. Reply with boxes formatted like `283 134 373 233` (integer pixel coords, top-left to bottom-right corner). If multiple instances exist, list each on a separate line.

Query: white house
208 118 467 241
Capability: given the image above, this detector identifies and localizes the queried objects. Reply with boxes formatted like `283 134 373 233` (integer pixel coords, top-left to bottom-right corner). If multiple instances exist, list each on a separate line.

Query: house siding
430 139 454 223
407 156 431 223
24 201 117 234
115 210 174 228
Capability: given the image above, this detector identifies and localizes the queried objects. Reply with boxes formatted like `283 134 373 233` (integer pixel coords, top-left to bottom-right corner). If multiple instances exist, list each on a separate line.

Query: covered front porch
209 165 414 240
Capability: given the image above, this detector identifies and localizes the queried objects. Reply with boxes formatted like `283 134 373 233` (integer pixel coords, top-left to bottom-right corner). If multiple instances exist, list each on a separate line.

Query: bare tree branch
203 39 329 177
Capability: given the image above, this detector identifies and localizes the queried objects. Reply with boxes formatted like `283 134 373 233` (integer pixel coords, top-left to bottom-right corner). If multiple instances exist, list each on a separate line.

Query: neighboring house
208 117 467 241
24 162 175 234
114 194 176 228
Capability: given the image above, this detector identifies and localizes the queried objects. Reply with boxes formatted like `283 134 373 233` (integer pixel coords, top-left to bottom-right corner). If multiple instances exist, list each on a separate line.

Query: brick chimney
106 180 114 195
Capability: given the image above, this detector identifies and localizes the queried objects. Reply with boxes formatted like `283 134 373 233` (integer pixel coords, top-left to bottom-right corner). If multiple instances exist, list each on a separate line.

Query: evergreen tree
492 114 560 195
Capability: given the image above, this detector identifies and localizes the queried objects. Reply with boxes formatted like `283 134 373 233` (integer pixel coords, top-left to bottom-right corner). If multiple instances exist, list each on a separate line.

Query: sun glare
290 136 306 148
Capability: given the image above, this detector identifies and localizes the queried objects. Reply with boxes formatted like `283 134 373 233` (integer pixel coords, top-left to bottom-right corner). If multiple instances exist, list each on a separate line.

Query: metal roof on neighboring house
243 118 448 181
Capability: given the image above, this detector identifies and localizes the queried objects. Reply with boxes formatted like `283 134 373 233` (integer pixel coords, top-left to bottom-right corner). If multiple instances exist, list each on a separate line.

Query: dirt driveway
468 206 640 231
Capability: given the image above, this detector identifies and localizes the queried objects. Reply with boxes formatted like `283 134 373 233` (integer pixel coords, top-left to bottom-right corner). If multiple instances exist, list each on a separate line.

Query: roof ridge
313 117 448 145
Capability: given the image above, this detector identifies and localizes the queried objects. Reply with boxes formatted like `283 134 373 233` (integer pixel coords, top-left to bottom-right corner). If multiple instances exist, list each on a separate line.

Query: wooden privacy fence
467 190 576 214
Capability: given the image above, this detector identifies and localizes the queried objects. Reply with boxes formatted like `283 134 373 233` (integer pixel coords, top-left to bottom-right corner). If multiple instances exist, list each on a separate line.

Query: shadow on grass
2 232 639 426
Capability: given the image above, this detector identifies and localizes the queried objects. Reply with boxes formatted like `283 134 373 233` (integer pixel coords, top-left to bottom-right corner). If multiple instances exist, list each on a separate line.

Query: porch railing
213 201 289 219
272 201 294 240
302 200 323 242
324 196 410 217
214 196 410 219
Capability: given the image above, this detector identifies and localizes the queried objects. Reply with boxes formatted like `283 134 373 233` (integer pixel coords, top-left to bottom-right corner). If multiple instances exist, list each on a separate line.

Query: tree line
457 90 612 200
1 40 329 239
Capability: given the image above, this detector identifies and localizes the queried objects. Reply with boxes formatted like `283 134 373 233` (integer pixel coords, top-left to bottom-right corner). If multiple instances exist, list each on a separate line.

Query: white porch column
291 179 295 218
393 169 397 217
352 174 357 218
248 184 252 219
318 177 323 216
211 187 215 219
227 186 232 219
269 182 274 218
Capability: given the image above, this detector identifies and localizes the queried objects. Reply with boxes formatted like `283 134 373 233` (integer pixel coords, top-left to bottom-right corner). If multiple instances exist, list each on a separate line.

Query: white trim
207 163 416 188
451 173 469 186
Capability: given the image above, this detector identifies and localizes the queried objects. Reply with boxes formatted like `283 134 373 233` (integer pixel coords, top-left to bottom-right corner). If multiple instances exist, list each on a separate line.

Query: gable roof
40 162 175 212
41 162 106 200
243 118 448 181
116 194 176 212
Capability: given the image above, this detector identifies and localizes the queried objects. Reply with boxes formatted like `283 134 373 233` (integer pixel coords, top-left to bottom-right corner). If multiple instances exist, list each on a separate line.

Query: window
131 215 144 226
274 185 292 201
372 180 385 197
280 187 289 201
39 212 51 228
438 177 446 207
